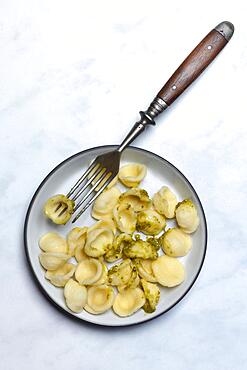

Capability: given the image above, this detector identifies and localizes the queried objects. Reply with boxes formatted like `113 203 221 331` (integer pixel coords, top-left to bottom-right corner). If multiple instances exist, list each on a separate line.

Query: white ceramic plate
24 145 207 326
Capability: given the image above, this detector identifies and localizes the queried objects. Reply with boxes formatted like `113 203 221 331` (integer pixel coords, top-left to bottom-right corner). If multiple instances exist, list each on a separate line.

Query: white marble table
1 1 247 369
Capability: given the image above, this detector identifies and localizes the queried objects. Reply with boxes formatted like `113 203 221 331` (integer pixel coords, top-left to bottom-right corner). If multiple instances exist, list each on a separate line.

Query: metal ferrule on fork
117 97 168 153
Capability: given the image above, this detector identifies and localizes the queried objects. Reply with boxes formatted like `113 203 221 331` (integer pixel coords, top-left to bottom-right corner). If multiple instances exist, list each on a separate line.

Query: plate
24 145 207 326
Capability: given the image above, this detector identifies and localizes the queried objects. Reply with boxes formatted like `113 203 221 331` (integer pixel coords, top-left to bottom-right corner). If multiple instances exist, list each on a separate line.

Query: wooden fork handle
157 21 234 106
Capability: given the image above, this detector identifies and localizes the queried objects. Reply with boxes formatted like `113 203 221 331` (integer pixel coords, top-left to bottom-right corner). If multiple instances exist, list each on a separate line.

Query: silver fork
66 101 166 223
55 21 234 224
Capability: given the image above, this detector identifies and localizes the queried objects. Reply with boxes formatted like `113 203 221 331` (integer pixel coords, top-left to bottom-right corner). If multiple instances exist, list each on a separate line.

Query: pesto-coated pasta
136 209 166 235
44 194 74 225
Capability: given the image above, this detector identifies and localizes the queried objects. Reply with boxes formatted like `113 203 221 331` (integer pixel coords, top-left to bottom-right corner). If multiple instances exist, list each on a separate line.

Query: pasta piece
118 188 151 212
113 287 145 317
162 228 192 257
88 218 117 235
119 163 147 188
39 232 68 254
84 228 114 257
108 259 133 286
67 227 87 257
91 263 108 286
45 263 76 287
75 242 88 262
141 279 160 313
64 279 87 313
87 285 115 313
153 186 178 218
113 203 137 234
136 209 166 235
134 259 157 283
146 236 161 251
39 252 69 271
43 194 74 225
175 199 199 233
118 266 140 292
152 255 185 287
92 187 121 220
84 304 106 315
75 258 103 285
123 236 158 259
105 233 132 263
125 267 140 289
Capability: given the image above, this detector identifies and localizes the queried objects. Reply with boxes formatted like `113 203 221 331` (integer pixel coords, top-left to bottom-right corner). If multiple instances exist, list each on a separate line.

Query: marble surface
1 0 247 369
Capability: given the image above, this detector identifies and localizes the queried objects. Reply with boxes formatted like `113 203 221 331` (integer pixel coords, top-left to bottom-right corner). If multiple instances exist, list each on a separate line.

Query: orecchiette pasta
67 227 87 256
87 285 115 313
134 259 157 283
118 188 151 212
152 255 185 287
88 218 117 235
39 232 68 254
118 266 140 292
153 186 178 219
113 203 137 234
136 209 166 235
39 252 70 271
118 163 147 188
91 187 121 220
75 258 103 285
43 194 74 225
113 287 145 317
104 233 132 263
108 259 133 286
145 237 161 251
64 279 87 313
141 279 160 313
175 199 199 233
123 237 158 260
84 228 114 257
74 242 88 263
162 228 192 257
45 263 76 287
91 263 108 286
84 304 102 315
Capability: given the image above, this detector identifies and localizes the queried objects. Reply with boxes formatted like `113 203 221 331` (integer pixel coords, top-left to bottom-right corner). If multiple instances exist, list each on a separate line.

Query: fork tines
57 160 114 223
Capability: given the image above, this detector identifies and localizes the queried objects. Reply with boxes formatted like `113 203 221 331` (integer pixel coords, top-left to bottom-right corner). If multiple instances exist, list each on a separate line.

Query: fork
56 21 233 223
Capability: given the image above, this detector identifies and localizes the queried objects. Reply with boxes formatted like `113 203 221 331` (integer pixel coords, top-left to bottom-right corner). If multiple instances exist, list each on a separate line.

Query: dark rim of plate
23 145 208 327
